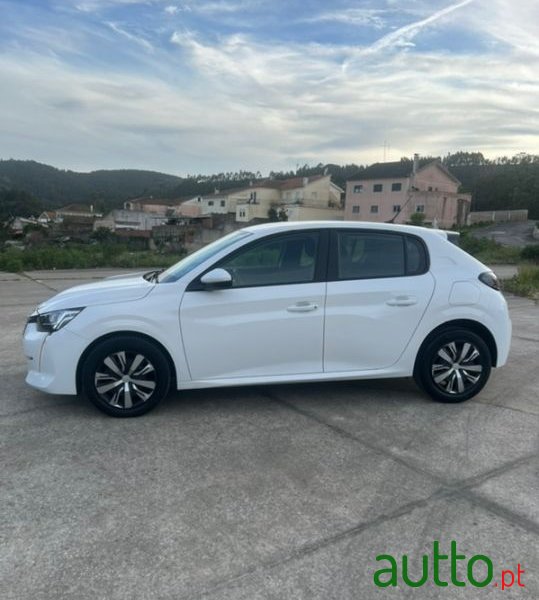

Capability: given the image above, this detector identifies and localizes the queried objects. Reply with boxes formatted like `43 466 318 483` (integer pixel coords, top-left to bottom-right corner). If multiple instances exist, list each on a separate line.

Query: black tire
415 328 491 403
81 336 171 417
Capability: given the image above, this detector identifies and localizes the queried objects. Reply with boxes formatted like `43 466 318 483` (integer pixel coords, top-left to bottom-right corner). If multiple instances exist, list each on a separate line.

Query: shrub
521 244 539 263
459 234 521 264
409 212 426 226
0 244 185 272
0 250 24 273
504 265 539 299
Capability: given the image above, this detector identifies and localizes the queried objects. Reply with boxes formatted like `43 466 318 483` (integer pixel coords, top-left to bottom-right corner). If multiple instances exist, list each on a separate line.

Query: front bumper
23 324 88 395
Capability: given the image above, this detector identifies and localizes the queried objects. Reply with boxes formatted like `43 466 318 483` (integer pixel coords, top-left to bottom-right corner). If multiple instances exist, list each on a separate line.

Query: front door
180 230 327 380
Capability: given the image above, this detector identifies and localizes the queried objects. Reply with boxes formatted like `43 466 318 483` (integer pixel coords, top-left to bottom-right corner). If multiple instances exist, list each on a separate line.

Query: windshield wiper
143 269 164 283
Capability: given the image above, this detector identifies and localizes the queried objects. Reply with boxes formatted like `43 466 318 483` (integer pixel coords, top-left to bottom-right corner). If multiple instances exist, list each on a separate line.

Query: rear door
324 229 435 371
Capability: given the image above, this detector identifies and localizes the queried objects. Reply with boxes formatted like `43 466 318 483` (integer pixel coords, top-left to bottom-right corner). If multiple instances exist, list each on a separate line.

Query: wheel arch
76 331 178 395
414 319 498 377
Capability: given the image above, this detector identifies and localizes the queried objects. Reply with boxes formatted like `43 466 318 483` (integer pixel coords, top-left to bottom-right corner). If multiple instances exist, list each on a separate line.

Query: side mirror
200 268 232 290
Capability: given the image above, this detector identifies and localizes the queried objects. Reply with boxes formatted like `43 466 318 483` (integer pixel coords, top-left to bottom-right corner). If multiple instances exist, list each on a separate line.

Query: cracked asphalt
1 269 538 599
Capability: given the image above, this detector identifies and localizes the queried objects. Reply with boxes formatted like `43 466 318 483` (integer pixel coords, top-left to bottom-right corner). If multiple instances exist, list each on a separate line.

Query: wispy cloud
304 8 388 29
0 0 537 173
75 0 152 12
468 0 539 56
164 5 183 15
346 0 475 63
186 0 261 14
105 21 154 52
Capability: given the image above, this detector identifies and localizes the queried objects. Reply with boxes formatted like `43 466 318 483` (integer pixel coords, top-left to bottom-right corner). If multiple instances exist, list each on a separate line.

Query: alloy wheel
431 341 483 395
94 351 157 409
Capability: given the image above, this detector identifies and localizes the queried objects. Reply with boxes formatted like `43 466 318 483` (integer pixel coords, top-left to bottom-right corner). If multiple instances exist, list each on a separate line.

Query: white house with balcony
177 175 344 223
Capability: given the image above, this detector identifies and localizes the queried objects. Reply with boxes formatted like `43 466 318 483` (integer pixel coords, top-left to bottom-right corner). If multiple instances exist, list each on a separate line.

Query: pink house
345 157 471 228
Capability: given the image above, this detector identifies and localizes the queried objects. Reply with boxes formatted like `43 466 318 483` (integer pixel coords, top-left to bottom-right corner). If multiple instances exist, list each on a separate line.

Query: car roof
242 220 450 241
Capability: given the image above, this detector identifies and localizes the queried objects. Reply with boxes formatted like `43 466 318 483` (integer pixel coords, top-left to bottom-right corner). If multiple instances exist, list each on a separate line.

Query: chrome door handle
287 302 319 313
386 296 417 307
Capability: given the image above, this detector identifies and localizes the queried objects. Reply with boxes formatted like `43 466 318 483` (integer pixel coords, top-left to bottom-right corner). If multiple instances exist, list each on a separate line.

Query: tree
267 207 279 221
267 206 288 221
0 189 43 221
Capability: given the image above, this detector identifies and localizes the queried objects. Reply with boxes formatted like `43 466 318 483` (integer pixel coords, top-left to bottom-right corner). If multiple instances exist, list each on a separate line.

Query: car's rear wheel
415 329 491 403
81 336 171 417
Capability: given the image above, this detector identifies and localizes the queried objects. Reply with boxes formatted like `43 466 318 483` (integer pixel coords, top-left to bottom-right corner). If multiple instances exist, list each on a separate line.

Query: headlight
34 308 84 333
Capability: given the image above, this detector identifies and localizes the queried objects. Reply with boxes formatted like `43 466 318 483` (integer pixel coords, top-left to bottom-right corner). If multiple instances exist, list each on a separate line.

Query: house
124 197 176 215
345 155 471 228
56 204 102 219
37 211 58 224
176 175 345 223
174 191 238 218
54 204 102 235
8 216 39 236
235 175 344 223
93 209 168 232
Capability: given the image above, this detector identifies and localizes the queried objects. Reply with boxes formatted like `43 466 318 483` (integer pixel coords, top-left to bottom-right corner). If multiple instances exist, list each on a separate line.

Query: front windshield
159 230 252 283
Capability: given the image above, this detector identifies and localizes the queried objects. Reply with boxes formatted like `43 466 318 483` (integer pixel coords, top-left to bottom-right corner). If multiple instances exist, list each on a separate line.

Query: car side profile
23 221 511 417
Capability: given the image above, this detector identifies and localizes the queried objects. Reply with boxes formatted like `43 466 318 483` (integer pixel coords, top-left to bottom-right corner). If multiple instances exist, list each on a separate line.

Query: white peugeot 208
23 221 511 417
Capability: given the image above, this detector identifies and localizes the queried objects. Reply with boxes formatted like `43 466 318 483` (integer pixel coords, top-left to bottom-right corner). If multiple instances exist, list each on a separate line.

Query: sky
0 0 538 175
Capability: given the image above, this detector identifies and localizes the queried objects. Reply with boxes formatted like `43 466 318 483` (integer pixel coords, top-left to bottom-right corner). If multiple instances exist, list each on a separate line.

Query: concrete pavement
1 269 537 599
470 220 537 247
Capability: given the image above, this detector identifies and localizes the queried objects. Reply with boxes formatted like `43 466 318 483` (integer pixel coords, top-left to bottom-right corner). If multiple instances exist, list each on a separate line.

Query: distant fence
467 210 528 225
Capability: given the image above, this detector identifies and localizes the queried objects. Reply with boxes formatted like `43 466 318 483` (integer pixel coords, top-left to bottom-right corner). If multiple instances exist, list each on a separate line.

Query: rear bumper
490 293 512 368
494 313 512 368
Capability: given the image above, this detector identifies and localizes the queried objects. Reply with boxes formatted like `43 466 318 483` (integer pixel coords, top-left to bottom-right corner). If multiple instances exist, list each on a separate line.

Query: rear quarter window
405 236 429 275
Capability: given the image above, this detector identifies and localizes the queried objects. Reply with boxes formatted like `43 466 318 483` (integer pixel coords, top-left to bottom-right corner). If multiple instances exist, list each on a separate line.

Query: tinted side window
220 232 319 287
336 232 405 279
405 236 428 275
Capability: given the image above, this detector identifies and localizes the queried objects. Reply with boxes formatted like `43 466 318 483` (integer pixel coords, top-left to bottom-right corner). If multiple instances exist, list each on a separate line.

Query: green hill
0 160 183 210
1 152 538 219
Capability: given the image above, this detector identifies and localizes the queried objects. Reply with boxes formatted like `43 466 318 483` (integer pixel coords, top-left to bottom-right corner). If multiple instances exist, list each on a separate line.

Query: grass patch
0 244 185 272
504 265 539 300
459 233 521 264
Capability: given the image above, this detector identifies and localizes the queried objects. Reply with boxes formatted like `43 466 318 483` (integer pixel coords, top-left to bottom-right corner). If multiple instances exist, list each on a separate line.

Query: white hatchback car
23 221 511 417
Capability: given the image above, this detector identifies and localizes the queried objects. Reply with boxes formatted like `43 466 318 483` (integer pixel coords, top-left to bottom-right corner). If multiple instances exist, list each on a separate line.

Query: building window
416 205 425 213
208 200 214 206
352 206 360 214
391 182 402 192
373 184 383 193
353 184 363 193
249 191 257 203
220 200 226 207
239 210 246 218
428 186 433 192
370 205 379 214
393 205 401 213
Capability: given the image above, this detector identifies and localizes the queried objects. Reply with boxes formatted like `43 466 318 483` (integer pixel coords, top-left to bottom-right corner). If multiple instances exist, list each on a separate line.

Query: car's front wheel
415 329 492 403
81 336 171 417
